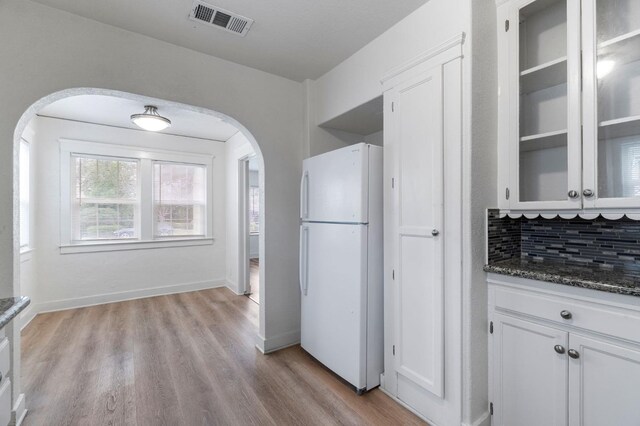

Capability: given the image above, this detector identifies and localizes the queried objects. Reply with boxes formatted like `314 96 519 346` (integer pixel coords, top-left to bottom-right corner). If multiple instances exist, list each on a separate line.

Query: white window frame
19 139 31 253
60 139 214 254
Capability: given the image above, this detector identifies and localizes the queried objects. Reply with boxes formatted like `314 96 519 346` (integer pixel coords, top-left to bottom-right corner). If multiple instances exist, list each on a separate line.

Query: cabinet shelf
520 129 567 152
520 57 568 94
599 115 640 140
598 29 640 67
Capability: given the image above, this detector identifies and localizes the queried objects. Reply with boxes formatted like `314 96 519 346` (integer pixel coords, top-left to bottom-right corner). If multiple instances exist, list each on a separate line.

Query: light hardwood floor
21 288 425 425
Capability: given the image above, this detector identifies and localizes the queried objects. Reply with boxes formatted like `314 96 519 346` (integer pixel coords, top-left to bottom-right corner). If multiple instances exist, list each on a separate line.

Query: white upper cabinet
498 0 640 210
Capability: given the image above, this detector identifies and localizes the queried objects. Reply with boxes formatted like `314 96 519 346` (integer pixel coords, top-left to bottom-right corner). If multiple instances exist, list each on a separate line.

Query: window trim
60 139 214 253
19 138 31 251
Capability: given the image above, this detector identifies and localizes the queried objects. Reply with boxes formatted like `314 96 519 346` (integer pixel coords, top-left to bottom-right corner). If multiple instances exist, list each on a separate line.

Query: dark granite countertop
484 259 640 297
0 297 30 329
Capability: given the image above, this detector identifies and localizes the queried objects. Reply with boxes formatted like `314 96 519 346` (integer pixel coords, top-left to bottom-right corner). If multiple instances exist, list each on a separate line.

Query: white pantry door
388 67 444 398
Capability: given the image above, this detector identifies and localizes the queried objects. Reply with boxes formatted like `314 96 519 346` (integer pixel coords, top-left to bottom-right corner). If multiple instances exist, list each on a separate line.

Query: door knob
583 189 594 198
554 345 566 354
568 349 580 359
568 190 579 199
431 229 440 237
560 310 572 320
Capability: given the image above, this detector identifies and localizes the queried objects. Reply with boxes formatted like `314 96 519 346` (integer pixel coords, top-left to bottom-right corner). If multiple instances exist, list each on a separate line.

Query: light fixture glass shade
131 105 171 131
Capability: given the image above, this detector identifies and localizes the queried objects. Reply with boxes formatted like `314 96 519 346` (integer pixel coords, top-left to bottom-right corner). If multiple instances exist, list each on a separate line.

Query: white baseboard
12 393 26 426
19 304 37 331
224 279 245 296
36 279 226 314
256 329 300 354
462 411 490 426
378 386 434 425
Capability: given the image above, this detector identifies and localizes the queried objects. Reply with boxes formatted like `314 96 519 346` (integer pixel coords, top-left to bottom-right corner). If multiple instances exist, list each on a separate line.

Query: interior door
492 314 569 426
388 67 445 398
301 143 369 223
568 334 640 425
300 222 368 389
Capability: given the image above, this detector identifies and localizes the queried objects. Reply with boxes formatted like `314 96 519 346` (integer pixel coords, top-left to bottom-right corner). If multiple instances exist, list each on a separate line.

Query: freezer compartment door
300 222 368 389
301 143 369 223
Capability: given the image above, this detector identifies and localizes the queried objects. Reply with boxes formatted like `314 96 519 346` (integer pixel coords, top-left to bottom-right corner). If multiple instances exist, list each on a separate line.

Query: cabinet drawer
0 339 9 384
493 286 640 343
0 379 11 426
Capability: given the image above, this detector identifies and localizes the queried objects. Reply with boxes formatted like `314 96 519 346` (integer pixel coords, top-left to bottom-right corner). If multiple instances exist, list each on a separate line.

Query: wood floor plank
21 287 425 426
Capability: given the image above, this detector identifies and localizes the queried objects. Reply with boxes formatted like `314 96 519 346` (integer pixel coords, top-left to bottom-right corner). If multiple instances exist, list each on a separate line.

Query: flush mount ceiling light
130 105 171 132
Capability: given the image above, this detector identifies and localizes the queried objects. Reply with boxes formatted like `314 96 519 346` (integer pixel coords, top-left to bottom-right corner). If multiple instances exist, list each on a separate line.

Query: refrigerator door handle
299 226 309 295
300 171 309 219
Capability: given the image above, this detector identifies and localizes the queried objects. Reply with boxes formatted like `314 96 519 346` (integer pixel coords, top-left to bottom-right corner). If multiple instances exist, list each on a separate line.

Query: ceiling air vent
189 1 254 37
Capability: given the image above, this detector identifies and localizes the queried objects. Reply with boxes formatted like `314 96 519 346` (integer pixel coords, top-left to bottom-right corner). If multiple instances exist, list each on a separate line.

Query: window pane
153 163 206 237
20 141 30 248
249 186 260 234
72 156 139 240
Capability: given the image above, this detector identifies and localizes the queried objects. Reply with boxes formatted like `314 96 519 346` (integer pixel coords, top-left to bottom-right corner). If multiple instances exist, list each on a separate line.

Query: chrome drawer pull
560 310 572 320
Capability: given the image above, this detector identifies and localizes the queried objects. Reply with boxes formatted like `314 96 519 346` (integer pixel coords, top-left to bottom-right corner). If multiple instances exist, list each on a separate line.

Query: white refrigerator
299 142 383 394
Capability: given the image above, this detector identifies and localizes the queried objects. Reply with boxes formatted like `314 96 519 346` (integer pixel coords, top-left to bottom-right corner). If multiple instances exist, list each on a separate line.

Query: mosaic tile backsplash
487 209 640 274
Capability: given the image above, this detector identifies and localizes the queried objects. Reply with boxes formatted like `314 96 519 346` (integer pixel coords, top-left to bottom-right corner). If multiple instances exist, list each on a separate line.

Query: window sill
249 233 260 236
60 238 214 254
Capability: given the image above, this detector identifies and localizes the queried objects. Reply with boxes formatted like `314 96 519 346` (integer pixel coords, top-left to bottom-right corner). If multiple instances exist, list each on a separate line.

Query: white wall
24 116 227 313
0 0 304 343
1 0 304 410
225 132 255 293
462 0 498 424
305 0 463 156
312 0 464 126
18 121 38 327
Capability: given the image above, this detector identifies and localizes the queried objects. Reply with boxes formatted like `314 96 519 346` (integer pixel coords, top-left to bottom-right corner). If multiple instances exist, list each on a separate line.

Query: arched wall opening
12 87 267 329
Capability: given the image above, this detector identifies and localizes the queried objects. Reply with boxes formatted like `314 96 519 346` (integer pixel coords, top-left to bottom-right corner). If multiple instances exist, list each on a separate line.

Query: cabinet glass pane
518 0 569 202
596 0 640 198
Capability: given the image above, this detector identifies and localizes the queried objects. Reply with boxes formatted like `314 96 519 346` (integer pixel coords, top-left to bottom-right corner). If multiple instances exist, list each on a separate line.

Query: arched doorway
13 87 266 329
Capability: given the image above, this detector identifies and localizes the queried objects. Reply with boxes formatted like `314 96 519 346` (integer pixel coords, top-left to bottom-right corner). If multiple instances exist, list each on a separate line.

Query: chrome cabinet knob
568 190 579 199
431 229 440 237
554 345 566 354
583 189 594 198
560 310 572 320
568 349 580 359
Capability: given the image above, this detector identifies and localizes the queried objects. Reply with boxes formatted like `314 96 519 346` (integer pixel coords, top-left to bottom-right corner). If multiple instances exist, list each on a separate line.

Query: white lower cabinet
568 335 640 426
492 314 568 426
489 275 640 426
0 379 11 426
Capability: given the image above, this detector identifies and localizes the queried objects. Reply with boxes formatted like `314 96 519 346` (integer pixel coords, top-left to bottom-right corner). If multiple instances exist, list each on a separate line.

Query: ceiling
38 95 239 141
31 0 428 81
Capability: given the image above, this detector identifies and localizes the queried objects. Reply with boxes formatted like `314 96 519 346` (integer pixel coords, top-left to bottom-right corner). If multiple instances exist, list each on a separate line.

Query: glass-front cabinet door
508 0 582 209
583 0 640 208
